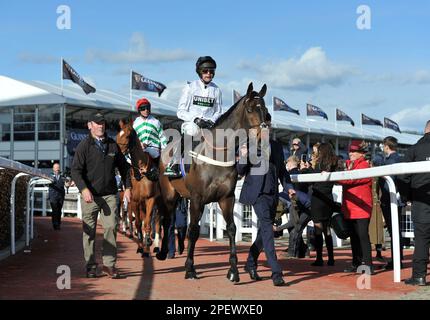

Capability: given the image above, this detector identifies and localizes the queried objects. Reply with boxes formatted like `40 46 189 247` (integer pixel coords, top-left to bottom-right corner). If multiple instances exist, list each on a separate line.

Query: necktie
95 139 106 154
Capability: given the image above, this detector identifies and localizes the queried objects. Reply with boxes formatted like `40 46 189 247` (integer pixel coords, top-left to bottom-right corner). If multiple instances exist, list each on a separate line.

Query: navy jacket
237 139 293 205
48 173 66 202
378 151 403 204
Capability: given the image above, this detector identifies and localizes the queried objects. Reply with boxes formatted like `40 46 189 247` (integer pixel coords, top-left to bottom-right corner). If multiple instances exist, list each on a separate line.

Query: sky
1 0 429 132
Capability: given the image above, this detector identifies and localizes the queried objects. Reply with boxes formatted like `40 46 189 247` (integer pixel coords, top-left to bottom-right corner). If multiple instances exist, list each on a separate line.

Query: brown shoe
102 266 123 279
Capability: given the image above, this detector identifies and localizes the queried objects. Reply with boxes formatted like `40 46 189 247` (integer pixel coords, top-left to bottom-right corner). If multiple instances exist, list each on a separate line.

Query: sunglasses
201 68 215 75
139 105 150 111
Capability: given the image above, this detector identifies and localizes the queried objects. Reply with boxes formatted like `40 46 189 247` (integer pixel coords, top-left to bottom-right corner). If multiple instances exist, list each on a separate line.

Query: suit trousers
50 200 63 227
412 222 430 278
81 194 119 268
246 194 282 277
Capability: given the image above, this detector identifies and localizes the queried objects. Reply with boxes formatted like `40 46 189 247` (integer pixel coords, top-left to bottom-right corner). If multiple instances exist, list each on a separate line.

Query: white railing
0 157 53 255
31 186 82 219
289 160 430 283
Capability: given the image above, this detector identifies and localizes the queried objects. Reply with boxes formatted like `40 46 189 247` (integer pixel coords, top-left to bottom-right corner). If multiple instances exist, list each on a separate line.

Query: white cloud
86 33 194 64
18 53 59 64
364 70 430 85
390 104 430 132
404 70 430 85
238 47 356 91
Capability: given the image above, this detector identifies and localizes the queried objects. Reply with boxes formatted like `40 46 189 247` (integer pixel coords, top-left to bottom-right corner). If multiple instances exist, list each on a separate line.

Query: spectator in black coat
400 121 430 286
48 163 67 230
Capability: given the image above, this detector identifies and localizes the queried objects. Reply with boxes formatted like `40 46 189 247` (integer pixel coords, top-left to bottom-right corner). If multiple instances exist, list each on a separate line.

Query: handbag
330 211 350 240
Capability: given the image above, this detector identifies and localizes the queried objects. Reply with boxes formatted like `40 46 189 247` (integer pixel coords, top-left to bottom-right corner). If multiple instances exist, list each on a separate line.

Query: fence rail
0 156 53 255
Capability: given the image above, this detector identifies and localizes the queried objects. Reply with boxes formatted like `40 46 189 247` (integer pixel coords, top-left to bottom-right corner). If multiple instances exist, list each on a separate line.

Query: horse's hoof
142 252 150 258
153 247 160 253
156 252 167 261
227 269 240 283
136 247 144 254
185 271 199 280
145 238 153 247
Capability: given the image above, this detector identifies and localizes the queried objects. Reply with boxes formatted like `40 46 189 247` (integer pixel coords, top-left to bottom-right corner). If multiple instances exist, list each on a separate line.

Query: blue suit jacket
237 140 293 205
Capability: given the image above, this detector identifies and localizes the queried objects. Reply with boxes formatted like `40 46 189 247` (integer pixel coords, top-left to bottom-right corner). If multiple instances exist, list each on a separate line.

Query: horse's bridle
201 95 267 151
119 130 150 176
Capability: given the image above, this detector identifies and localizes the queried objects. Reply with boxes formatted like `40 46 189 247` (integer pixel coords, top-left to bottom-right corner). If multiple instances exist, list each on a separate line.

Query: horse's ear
246 82 254 96
259 84 267 98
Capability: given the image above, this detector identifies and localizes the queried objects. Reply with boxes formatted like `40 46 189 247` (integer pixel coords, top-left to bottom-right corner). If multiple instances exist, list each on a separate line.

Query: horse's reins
200 96 267 151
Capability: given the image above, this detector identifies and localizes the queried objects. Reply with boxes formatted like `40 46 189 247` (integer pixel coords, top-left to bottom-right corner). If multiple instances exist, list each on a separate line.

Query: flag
62 59 96 94
306 103 328 120
361 114 383 127
233 89 242 104
131 71 166 97
336 108 355 126
384 117 401 133
273 97 300 115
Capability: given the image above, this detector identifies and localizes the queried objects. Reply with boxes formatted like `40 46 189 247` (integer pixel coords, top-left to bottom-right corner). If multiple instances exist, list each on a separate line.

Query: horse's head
240 82 268 134
116 122 133 155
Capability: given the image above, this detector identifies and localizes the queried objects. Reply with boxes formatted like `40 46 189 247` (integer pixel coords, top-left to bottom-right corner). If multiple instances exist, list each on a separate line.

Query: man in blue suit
237 113 295 286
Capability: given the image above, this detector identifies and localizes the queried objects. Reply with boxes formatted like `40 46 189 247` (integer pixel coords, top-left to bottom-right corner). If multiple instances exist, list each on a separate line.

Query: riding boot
325 234 335 266
164 135 183 178
311 234 324 266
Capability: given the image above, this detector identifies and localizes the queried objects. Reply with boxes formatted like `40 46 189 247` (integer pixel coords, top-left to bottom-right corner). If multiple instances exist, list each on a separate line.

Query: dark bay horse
117 123 159 257
157 82 268 282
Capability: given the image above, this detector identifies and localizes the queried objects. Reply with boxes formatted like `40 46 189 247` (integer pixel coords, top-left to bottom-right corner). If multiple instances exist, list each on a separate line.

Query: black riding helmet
195 56 217 75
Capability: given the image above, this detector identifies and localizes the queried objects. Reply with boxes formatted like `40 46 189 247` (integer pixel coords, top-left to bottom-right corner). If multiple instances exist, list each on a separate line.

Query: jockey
164 56 223 177
133 98 167 177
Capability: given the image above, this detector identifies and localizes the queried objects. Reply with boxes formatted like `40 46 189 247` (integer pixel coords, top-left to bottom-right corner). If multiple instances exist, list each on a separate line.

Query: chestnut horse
117 123 159 257
156 83 268 282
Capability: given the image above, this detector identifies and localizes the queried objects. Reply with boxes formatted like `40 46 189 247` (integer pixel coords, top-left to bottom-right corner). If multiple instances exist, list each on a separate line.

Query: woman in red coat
338 140 374 273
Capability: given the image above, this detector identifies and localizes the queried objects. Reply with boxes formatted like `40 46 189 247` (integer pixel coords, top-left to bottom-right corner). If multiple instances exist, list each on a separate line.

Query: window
0 107 11 142
14 106 35 141
38 105 61 141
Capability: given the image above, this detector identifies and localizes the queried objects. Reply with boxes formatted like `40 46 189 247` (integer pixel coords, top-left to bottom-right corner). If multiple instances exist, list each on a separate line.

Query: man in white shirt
165 56 223 177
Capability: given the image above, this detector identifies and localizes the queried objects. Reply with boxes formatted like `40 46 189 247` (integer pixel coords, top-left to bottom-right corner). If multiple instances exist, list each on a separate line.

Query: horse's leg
132 200 144 255
184 198 204 279
219 196 240 283
119 191 127 234
127 200 134 239
153 208 161 253
155 200 175 261
142 197 155 257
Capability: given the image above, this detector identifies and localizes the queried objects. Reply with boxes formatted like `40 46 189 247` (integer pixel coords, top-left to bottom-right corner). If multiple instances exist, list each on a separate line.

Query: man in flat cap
72 111 131 279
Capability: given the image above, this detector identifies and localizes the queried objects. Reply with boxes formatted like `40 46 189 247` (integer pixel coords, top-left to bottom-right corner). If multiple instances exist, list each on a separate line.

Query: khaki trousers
81 194 119 268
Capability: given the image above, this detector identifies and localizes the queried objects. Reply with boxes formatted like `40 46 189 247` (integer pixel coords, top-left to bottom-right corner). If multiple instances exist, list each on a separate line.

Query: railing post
209 203 214 242
251 207 258 243
26 178 38 247
42 191 47 217
216 202 224 240
10 172 28 255
77 194 82 220
383 176 401 283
